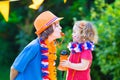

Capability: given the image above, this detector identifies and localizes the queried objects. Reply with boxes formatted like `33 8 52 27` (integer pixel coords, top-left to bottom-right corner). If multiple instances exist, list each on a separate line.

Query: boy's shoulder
26 38 40 49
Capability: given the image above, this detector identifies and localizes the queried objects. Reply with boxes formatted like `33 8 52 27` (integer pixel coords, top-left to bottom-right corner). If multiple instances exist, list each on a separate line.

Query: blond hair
74 20 98 44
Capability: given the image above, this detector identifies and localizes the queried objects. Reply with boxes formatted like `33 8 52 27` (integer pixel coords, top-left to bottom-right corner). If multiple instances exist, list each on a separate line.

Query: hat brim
35 17 63 35
54 17 63 22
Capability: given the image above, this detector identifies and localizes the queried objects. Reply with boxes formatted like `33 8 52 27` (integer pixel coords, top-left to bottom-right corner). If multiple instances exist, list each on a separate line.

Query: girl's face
51 21 62 39
72 25 81 42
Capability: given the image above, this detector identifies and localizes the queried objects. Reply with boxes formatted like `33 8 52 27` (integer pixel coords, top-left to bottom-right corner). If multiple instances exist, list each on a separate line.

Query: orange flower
45 39 57 80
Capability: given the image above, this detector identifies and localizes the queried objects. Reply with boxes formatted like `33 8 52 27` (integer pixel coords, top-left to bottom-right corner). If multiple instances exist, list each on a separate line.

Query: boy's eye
56 24 60 27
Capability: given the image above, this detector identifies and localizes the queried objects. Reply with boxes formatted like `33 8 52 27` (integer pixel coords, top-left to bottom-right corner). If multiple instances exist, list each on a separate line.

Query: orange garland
45 39 57 80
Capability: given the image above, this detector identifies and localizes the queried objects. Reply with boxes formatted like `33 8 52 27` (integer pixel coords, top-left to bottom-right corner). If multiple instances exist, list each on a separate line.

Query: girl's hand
60 60 71 67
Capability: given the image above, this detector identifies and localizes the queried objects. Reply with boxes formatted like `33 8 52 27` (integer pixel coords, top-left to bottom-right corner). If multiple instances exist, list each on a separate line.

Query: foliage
90 0 120 80
56 29 72 80
0 66 9 80
0 0 119 80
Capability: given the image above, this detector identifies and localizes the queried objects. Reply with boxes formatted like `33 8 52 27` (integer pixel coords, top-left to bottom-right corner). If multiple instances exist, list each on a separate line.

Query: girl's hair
39 25 54 40
75 20 98 43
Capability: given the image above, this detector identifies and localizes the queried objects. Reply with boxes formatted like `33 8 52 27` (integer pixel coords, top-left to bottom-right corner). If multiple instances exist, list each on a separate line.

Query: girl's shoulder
81 49 93 60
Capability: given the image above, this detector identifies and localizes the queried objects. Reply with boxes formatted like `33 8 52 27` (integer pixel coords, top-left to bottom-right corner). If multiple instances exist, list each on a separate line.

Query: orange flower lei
45 39 57 80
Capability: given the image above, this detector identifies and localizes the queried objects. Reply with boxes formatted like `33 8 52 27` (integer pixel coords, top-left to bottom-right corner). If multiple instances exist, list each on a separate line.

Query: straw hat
34 11 63 35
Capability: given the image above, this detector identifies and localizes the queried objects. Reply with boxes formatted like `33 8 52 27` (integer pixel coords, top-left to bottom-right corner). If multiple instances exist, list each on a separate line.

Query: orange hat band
45 17 58 26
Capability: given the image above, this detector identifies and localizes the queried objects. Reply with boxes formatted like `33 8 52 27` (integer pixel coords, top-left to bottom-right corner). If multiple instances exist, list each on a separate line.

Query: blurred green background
0 0 120 80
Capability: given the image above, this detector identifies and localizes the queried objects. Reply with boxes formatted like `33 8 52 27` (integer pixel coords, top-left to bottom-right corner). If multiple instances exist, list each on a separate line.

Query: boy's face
51 21 62 39
72 25 81 42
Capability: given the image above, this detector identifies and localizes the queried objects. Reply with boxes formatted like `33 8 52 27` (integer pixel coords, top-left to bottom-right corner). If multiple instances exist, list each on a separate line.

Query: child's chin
73 40 76 42
57 35 62 39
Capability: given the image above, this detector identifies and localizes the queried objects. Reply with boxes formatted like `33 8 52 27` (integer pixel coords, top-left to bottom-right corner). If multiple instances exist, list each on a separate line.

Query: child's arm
61 59 90 71
10 67 18 80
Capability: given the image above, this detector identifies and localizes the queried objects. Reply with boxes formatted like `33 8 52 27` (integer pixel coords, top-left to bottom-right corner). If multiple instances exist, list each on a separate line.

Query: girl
61 20 98 80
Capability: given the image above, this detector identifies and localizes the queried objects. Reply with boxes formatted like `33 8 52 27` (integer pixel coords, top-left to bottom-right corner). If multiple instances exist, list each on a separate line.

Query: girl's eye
73 32 76 34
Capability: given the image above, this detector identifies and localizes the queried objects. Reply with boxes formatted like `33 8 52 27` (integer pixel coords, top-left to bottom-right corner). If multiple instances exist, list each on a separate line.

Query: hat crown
34 11 57 29
34 11 63 35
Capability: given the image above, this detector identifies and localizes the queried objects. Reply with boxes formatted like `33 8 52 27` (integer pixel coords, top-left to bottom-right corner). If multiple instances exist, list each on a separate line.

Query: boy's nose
59 26 62 29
